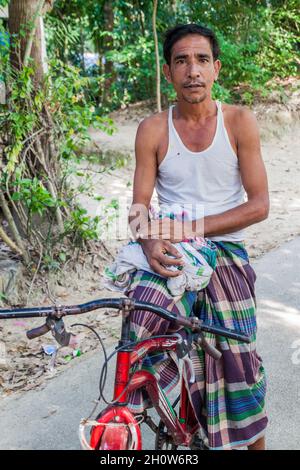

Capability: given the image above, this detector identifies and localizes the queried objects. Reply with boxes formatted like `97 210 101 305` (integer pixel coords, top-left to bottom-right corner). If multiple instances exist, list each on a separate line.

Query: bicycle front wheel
90 407 142 450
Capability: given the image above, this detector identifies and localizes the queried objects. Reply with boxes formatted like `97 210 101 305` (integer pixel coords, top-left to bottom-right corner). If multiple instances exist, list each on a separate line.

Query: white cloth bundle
104 237 217 297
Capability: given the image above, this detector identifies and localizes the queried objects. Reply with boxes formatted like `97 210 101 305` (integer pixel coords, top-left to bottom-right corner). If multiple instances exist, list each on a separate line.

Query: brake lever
26 316 71 346
174 332 196 384
175 331 193 359
47 317 71 347
182 356 195 384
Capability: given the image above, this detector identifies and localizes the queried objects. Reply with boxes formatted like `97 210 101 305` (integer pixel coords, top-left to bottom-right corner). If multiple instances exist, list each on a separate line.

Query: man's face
163 34 221 104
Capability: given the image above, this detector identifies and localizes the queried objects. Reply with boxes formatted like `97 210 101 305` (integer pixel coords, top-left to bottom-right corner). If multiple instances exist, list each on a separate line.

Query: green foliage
0 292 8 302
105 35 156 109
45 59 115 157
256 4 299 79
10 177 56 216
0 51 116 266
97 197 119 239
188 1 299 103
64 207 100 245
45 15 82 61
46 0 299 109
212 81 232 103
1 57 114 168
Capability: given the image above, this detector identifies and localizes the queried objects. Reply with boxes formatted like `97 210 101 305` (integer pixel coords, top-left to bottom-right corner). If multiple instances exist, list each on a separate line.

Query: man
126 24 269 450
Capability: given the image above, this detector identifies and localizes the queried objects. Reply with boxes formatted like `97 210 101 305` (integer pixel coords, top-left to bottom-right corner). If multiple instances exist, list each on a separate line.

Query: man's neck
175 97 217 124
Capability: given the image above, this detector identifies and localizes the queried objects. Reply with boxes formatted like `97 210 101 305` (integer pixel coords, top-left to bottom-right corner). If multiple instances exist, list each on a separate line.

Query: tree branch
0 191 29 263
0 225 23 257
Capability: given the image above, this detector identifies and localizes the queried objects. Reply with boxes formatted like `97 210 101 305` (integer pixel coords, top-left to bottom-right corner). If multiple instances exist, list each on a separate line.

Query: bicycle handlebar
0 297 251 343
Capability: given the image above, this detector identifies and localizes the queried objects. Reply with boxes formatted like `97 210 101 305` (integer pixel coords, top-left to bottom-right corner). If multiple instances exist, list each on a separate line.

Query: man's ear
163 63 172 83
214 59 221 81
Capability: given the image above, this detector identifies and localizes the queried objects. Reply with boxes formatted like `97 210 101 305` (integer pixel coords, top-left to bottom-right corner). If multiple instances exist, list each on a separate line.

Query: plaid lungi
125 241 268 450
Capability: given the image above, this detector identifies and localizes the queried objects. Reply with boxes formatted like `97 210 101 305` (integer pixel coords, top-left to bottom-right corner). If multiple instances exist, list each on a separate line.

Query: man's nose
187 62 201 79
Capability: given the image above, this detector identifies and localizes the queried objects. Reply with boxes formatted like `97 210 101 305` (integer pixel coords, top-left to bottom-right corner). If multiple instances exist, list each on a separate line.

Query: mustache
183 81 205 88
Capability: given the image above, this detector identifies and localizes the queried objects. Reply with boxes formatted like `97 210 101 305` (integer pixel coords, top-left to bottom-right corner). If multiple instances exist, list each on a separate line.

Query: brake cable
70 323 184 408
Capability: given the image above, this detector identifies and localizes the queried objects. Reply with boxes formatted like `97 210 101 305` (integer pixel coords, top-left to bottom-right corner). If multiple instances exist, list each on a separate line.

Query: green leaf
59 252 67 262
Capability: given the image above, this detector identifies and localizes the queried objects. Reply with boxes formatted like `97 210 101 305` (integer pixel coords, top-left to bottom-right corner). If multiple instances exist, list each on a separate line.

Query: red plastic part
99 425 129 450
89 406 142 450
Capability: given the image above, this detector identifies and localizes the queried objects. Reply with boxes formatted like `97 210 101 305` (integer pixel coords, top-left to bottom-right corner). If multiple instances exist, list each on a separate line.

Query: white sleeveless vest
155 100 246 242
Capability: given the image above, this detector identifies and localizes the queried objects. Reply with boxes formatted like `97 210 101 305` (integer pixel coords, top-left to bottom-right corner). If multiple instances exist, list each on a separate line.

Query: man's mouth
183 83 205 89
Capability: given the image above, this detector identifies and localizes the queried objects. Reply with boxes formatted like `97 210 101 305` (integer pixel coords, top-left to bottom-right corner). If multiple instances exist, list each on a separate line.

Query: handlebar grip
202 341 222 360
26 323 50 340
198 335 222 360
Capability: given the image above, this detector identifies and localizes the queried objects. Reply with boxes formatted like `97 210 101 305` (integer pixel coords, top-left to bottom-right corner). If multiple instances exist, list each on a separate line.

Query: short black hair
163 24 220 65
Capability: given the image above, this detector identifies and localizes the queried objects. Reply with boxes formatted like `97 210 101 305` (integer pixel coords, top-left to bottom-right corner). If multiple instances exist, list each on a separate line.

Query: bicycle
0 297 250 450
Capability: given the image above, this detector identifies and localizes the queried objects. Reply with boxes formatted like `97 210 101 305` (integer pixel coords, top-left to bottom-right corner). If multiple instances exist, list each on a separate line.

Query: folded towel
104 236 217 297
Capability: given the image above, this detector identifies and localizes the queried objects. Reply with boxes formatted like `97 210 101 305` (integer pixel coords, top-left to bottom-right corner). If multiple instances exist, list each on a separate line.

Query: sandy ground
1 93 300 397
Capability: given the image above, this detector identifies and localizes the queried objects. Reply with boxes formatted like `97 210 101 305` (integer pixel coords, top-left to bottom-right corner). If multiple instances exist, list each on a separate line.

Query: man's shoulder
222 103 257 125
222 103 259 144
136 110 168 137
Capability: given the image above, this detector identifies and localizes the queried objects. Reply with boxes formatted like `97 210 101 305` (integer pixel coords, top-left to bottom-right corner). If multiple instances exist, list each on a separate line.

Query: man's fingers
150 260 182 278
163 241 183 258
157 253 184 266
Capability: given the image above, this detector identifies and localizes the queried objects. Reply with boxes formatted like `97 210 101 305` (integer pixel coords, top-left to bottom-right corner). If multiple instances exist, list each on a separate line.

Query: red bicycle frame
89 323 198 450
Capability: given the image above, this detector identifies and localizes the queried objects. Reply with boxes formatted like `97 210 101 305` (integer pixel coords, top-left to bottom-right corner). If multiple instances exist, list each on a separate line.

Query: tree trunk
80 25 86 73
6 0 64 243
136 0 146 37
8 0 53 84
102 0 115 104
152 0 161 112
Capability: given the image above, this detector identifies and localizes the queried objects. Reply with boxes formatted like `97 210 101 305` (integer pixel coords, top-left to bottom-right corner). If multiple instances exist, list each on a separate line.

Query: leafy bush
0 54 115 266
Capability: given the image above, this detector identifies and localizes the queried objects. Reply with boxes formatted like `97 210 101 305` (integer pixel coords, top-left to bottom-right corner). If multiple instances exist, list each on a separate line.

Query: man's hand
140 239 185 277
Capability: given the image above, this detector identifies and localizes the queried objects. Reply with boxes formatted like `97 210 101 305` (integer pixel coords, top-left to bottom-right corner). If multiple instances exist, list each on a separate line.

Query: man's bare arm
128 118 157 232
128 117 184 277
203 108 269 237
